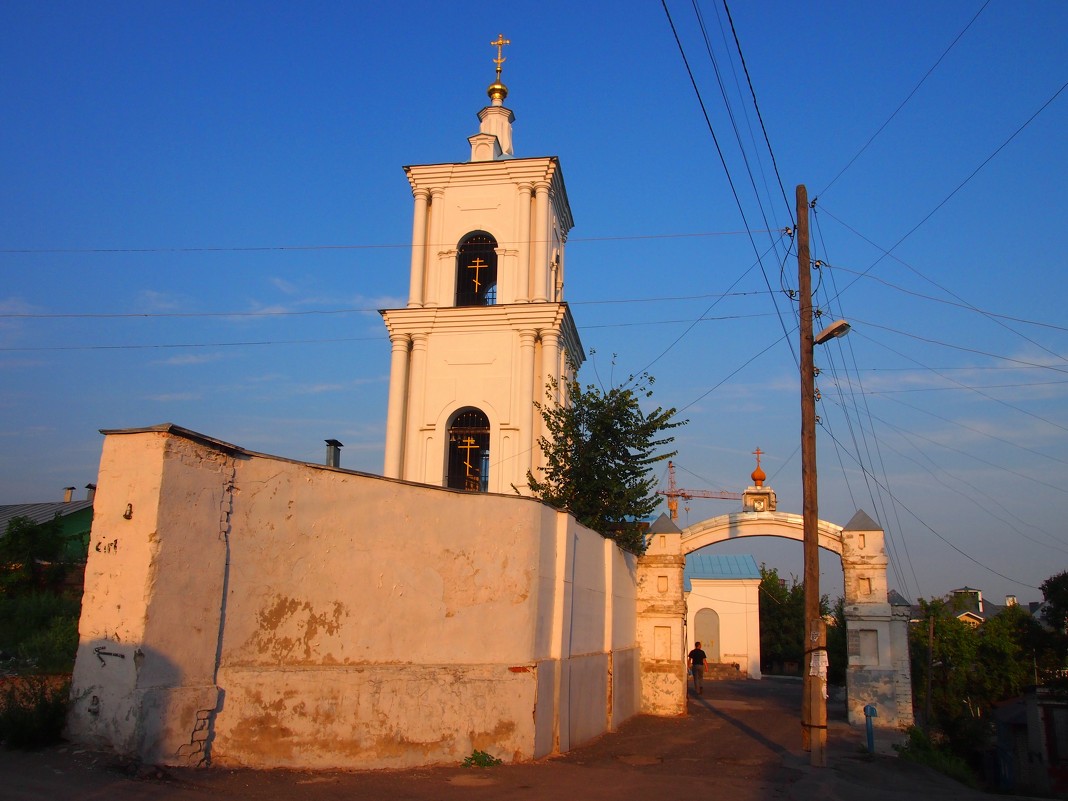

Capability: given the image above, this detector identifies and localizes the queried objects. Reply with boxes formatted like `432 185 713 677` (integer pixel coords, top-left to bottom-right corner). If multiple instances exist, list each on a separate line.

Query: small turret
742 448 777 512
469 33 515 161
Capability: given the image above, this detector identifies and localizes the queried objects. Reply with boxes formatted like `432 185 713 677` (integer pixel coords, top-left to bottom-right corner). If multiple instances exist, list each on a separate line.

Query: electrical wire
720 0 793 223
820 426 1041 590
822 76 1068 303
0 228 775 256
660 0 798 375
816 0 992 199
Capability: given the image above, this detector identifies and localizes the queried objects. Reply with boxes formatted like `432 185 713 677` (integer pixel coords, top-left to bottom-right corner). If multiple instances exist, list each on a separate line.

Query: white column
518 329 537 484
556 233 567 301
516 183 533 302
541 329 561 403
404 333 429 482
532 182 550 303
383 333 411 478
425 188 445 307
407 189 429 308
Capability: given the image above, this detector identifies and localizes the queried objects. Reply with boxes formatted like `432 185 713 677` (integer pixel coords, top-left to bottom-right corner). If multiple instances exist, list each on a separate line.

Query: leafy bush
0 676 70 750
462 749 503 767
894 726 977 788
0 517 70 596
18 616 79 673
0 593 80 673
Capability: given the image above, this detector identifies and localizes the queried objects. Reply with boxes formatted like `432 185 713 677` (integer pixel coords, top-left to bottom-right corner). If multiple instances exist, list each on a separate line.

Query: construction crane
657 461 742 522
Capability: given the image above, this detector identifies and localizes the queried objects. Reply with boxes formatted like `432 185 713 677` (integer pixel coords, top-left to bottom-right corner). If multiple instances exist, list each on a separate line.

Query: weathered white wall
67 425 640 769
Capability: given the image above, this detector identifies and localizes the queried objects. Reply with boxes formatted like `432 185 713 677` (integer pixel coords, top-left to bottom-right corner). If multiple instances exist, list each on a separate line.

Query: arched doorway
693 608 720 662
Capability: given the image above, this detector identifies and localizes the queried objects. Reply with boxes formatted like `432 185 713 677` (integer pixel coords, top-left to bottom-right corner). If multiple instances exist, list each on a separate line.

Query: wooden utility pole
798 183 827 767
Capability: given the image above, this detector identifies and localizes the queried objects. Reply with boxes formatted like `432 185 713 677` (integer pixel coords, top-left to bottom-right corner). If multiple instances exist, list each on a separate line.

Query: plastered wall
67 425 639 769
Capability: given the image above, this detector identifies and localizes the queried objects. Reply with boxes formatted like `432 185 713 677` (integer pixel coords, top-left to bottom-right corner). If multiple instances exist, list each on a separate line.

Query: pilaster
383 334 411 478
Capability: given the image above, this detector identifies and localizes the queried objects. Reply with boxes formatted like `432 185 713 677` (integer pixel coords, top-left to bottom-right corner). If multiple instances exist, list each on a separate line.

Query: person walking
687 641 708 695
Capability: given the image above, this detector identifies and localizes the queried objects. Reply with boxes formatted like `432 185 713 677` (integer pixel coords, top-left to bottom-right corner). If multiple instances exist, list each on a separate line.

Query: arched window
446 409 490 491
455 233 498 307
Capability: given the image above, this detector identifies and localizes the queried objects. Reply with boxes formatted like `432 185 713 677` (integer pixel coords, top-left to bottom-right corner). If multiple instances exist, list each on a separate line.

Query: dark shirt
688 648 707 666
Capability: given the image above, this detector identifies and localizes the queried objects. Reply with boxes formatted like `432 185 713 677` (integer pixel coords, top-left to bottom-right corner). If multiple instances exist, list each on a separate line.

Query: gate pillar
636 514 687 715
840 510 914 728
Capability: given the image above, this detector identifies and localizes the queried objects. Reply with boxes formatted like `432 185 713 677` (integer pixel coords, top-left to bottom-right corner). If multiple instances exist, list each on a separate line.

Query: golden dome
487 80 508 102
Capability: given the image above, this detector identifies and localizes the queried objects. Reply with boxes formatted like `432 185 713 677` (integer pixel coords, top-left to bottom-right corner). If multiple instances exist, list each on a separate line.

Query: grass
894 726 978 788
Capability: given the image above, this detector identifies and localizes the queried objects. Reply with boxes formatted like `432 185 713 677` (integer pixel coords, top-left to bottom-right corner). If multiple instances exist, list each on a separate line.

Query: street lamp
797 185 849 767
815 319 850 345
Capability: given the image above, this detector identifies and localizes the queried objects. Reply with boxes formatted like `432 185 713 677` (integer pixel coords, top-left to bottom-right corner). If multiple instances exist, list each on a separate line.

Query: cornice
403 157 573 233
380 302 583 355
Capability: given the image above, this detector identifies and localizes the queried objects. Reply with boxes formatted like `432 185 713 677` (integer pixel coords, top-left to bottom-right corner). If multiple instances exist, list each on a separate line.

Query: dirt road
0 679 1024 801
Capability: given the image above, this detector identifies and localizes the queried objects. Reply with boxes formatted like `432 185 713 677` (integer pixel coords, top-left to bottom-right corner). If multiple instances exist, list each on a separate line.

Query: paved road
0 679 1028 800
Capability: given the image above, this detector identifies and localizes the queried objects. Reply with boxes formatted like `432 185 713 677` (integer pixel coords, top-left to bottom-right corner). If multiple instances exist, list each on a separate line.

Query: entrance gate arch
637 509 913 729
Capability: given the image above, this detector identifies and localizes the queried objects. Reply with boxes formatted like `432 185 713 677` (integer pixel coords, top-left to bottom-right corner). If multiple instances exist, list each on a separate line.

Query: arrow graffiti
94 646 126 666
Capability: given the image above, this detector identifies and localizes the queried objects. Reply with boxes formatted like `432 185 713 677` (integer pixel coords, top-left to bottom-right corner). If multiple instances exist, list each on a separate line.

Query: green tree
0 516 81 675
910 576 1068 761
526 367 684 554
757 565 831 675
975 605 1044 704
758 566 803 671
909 598 983 752
0 516 69 597
1040 570 1068 634
827 596 848 686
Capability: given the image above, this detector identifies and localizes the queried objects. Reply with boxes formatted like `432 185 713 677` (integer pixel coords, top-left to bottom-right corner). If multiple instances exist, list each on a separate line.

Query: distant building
0 484 95 562
684 553 761 679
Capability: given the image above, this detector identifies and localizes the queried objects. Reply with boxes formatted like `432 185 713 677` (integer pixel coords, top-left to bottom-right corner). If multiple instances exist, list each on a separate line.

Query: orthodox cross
459 436 480 476
490 33 510 80
467 257 486 292
753 447 763 470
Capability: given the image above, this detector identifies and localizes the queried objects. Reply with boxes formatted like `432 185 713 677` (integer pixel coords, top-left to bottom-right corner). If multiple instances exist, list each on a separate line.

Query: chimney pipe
86 483 97 502
63 486 75 503
325 439 343 468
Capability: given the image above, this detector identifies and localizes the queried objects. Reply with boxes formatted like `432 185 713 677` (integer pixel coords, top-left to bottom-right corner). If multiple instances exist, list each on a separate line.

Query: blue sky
2 2 1066 605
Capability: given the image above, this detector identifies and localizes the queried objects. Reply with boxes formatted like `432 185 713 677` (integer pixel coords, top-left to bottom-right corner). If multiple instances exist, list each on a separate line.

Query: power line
816 0 992 198
852 319 1068 376
824 262 1068 334
832 404 1068 555
0 228 774 256
659 0 798 376
823 76 1068 302
0 335 383 352
864 379 1068 395
821 426 1041 590
720 0 793 223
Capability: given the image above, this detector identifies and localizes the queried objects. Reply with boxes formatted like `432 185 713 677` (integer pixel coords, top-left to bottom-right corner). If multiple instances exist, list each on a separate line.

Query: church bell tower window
447 409 491 491
455 233 498 307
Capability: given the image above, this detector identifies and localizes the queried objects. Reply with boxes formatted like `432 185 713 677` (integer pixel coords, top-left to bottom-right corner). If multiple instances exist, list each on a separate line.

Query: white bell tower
380 35 583 493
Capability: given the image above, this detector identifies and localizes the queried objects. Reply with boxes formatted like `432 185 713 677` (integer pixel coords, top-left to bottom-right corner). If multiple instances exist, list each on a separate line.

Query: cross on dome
751 447 766 487
487 33 510 102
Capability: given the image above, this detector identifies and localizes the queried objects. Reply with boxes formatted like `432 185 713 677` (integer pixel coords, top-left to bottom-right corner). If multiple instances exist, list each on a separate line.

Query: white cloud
153 353 224 366
144 392 202 402
136 290 187 311
294 383 348 395
269 277 299 295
